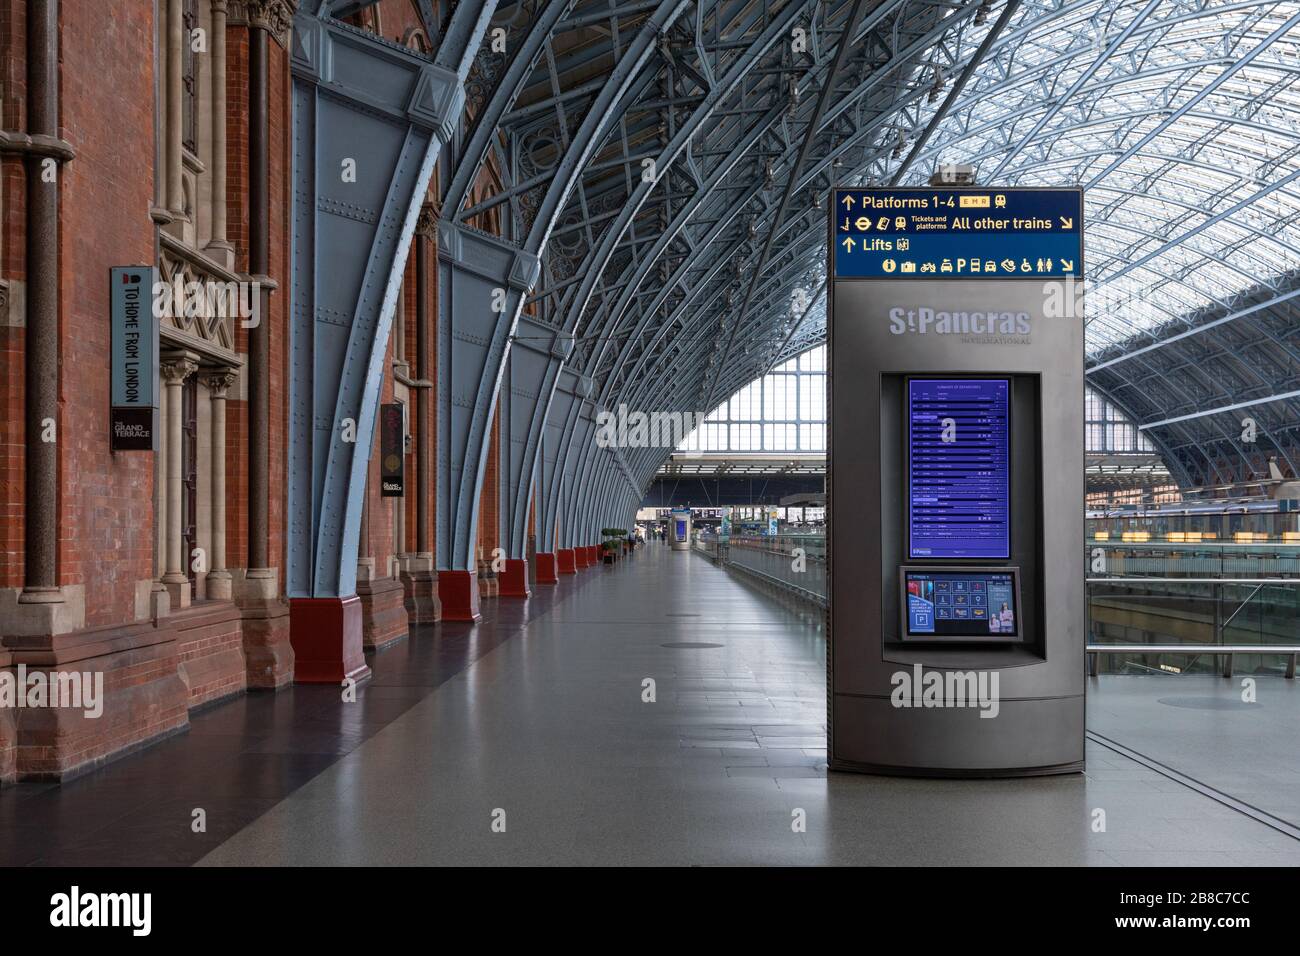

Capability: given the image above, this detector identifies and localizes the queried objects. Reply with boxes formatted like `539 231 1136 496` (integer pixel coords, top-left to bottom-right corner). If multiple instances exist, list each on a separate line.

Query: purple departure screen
908 378 1010 560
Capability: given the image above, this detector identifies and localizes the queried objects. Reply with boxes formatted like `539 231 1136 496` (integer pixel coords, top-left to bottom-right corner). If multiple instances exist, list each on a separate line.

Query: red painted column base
557 548 577 575
535 552 558 584
438 570 482 622
289 596 371 684
575 546 591 569
499 558 531 598
588 545 600 565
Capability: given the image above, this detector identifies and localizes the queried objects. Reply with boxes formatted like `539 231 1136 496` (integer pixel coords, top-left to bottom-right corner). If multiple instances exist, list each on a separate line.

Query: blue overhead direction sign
830 187 1083 280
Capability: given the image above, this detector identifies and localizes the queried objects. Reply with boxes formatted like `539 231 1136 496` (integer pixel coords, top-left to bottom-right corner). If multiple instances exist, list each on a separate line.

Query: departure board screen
907 378 1010 560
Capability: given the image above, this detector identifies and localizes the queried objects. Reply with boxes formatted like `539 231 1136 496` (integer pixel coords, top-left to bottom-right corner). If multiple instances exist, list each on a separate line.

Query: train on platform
1086 497 1300 543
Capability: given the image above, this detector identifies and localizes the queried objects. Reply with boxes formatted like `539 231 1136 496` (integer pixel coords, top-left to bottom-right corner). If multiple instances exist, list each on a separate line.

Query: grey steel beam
438 0 690 569
286 3 492 599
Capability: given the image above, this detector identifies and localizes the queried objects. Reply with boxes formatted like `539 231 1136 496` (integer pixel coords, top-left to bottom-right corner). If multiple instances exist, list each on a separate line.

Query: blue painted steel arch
287 0 495 599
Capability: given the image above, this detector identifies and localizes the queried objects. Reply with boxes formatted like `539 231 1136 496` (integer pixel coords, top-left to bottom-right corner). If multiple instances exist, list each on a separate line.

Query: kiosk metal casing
827 187 1086 776
670 508 692 552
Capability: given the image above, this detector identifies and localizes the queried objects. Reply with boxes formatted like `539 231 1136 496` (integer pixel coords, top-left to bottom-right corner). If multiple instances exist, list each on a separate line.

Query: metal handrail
1086 643 1299 679
725 540 826 561
701 543 1298 678
727 560 829 607
1088 576 1299 583
1089 542 1300 549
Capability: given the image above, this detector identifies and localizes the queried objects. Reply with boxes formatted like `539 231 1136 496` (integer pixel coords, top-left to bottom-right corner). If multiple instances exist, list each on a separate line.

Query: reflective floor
6 542 1299 866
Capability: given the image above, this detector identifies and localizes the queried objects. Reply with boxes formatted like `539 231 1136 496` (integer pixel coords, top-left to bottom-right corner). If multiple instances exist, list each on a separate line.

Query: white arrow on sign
841 237 856 253
1059 258 1075 271
1059 216 1074 229
841 195 855 209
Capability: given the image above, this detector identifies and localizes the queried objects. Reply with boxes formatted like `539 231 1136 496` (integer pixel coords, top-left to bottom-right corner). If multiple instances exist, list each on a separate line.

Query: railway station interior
2 0 1300 874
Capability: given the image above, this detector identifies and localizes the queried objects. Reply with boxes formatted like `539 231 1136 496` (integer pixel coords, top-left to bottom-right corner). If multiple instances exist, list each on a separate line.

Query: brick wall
57 0 158 626
366 303 398 575
221 25 291 578
174 602 246 708
224 24 249 569
428 221 437 552
477 394 501 561
368 0 428 47
268 37 290 576
373 3 431 571
402 252 417 554
0 1 27 590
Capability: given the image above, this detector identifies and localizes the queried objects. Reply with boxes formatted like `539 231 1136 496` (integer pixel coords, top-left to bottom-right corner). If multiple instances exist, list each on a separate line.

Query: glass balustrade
1086 541 1300 677
692 531 1300 677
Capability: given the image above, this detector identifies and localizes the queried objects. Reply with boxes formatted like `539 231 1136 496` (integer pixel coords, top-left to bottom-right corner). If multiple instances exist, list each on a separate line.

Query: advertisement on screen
902 568 1020 640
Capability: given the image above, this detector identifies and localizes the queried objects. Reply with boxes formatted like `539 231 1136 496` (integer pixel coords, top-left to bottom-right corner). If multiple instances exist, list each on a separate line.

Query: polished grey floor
198 543 1300 866
1088 672 1300 828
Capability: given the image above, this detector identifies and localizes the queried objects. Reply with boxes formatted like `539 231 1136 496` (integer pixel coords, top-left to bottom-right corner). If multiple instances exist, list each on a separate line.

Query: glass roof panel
853 0 1300 357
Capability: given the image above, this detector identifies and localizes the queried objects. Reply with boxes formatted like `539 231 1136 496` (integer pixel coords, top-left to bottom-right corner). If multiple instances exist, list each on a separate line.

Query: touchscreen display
908 378 1010 560
904 570 1019 639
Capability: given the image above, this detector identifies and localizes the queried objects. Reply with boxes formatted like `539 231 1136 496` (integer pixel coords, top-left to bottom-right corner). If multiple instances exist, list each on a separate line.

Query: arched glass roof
677 344 828 453
850 0 1300 356
679 345 1158 478
463 0 1300 494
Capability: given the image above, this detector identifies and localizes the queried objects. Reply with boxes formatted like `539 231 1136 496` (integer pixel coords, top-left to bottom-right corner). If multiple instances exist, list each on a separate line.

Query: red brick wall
401 253 416 553
375 3 434 569
222 26 291 577
224 24 249 568
395 230 436 559
477 394 501 561
56 0 158 625
269 38 291 576
0 1 27 588
0 0 27 126
2 4 455 611
174 602 245 707
366 0 430 48
466 154 503 564
361 277 399 577
427 202 439 555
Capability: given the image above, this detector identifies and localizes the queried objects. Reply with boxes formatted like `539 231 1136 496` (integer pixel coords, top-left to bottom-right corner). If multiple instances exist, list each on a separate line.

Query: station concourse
6 540 1300 867
1 0 1300 878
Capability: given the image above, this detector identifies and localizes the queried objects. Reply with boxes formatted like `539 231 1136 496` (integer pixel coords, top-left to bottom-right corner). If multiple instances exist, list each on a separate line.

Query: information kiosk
670 508 692 552
827 186 1086 776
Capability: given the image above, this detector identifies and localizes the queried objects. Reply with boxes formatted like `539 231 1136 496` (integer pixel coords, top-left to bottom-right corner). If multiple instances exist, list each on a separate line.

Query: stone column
204 0 234 266
19 0 61 609
204 369 236 600
161 356 199 608
166 0 185 217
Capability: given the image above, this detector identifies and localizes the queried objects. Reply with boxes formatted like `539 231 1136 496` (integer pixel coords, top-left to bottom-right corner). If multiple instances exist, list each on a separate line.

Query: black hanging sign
110 267 160 451
380 403 404 497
